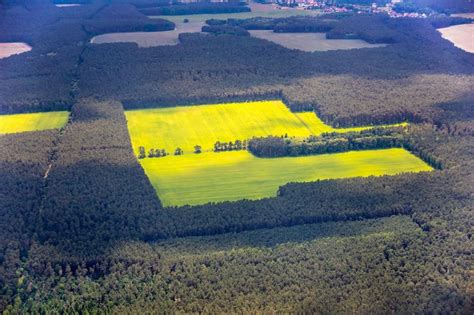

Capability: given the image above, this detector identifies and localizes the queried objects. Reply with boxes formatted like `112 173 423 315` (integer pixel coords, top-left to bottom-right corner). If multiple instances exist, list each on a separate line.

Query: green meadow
0 111 69 134
125 101 429 206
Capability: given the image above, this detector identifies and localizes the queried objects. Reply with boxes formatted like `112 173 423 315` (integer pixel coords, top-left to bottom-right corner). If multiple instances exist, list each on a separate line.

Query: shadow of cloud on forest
34 156 427 259
37 159 167 257
151 215 421 257
435 90 474 122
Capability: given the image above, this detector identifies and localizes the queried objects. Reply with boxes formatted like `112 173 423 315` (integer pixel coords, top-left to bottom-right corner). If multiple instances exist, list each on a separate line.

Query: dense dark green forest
0 0 473 313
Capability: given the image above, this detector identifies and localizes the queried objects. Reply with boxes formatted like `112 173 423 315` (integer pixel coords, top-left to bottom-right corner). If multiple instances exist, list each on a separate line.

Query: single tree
148 149 155 158
214 141 221 152
194 145 202 154
138 146 146 159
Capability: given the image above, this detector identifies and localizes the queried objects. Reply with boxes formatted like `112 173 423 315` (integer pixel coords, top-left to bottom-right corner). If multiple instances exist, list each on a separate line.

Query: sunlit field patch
125 100 405 153
141 149 432 206
90 22 204 47
125 100 429 206
438 24 474 53
0 111 69 134
0 42 32 59
249 31 387 52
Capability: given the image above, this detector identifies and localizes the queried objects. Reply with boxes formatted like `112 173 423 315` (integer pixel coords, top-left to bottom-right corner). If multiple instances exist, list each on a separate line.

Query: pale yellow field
0 111 69 134
125 100 405 154
0 42 32 59
438 24 474 53
142 149 432 207
249 30 387 52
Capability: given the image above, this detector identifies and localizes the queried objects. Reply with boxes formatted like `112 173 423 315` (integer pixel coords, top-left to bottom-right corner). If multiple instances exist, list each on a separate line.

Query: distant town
187 0 445 18
269 0 434 18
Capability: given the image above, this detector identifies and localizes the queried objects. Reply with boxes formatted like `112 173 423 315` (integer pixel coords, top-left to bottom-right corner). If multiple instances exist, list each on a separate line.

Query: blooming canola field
0 111 69 134
125 101 428 206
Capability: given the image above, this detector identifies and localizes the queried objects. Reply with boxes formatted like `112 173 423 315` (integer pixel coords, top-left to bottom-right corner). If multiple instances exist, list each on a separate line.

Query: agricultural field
0 111 69 134
126 101 427 206
438 23 474 53
142 149 432 206
0 42 32 59
91 22 204 47
125 100 405 153
249 31 387 52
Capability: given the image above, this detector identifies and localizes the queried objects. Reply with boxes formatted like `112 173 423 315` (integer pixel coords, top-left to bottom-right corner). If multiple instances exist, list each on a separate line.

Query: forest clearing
0 111 69 134
438 23 474 53
141 149 432 206
249 30 387 52
125 100 406 153
91 22 204 47
0 42 32 59
126 101 428 206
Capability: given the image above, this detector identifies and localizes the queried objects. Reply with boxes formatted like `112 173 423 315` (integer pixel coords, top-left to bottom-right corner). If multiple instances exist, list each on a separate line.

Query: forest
247 127 443 168
138 3 251 16
0 0 473 313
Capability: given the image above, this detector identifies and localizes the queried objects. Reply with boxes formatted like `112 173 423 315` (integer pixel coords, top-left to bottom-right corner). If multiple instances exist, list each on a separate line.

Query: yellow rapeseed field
125 100 428 206
0 111 69 134
125 100 405 154
143 149 432 207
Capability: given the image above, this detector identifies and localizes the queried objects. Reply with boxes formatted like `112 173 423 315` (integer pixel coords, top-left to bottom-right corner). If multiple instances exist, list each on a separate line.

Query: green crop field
141 149 432 206
125 100 428 207
125 100 405 154
0 111 69 134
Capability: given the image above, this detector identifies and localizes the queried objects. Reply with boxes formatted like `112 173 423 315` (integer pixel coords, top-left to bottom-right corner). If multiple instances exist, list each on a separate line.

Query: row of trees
138 3 251 16
137 145 204 159
247 128 444 169
247 128 406 157
213 139 247 152
138 147 168 158
202 25 250 37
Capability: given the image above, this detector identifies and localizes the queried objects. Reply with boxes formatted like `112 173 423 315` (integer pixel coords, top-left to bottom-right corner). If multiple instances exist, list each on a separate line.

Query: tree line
137 3 251 16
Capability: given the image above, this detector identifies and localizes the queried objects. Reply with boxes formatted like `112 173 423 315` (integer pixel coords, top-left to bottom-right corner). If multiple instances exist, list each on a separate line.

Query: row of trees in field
202 25 250 36
138 147 168 158
137 145 202 158
214 139 247 152
136 140 251 158
247 128 444 169
248 128 405 157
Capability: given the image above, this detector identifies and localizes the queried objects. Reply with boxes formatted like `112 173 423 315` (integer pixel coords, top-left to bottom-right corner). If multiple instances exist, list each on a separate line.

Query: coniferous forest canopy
0 0 473 313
